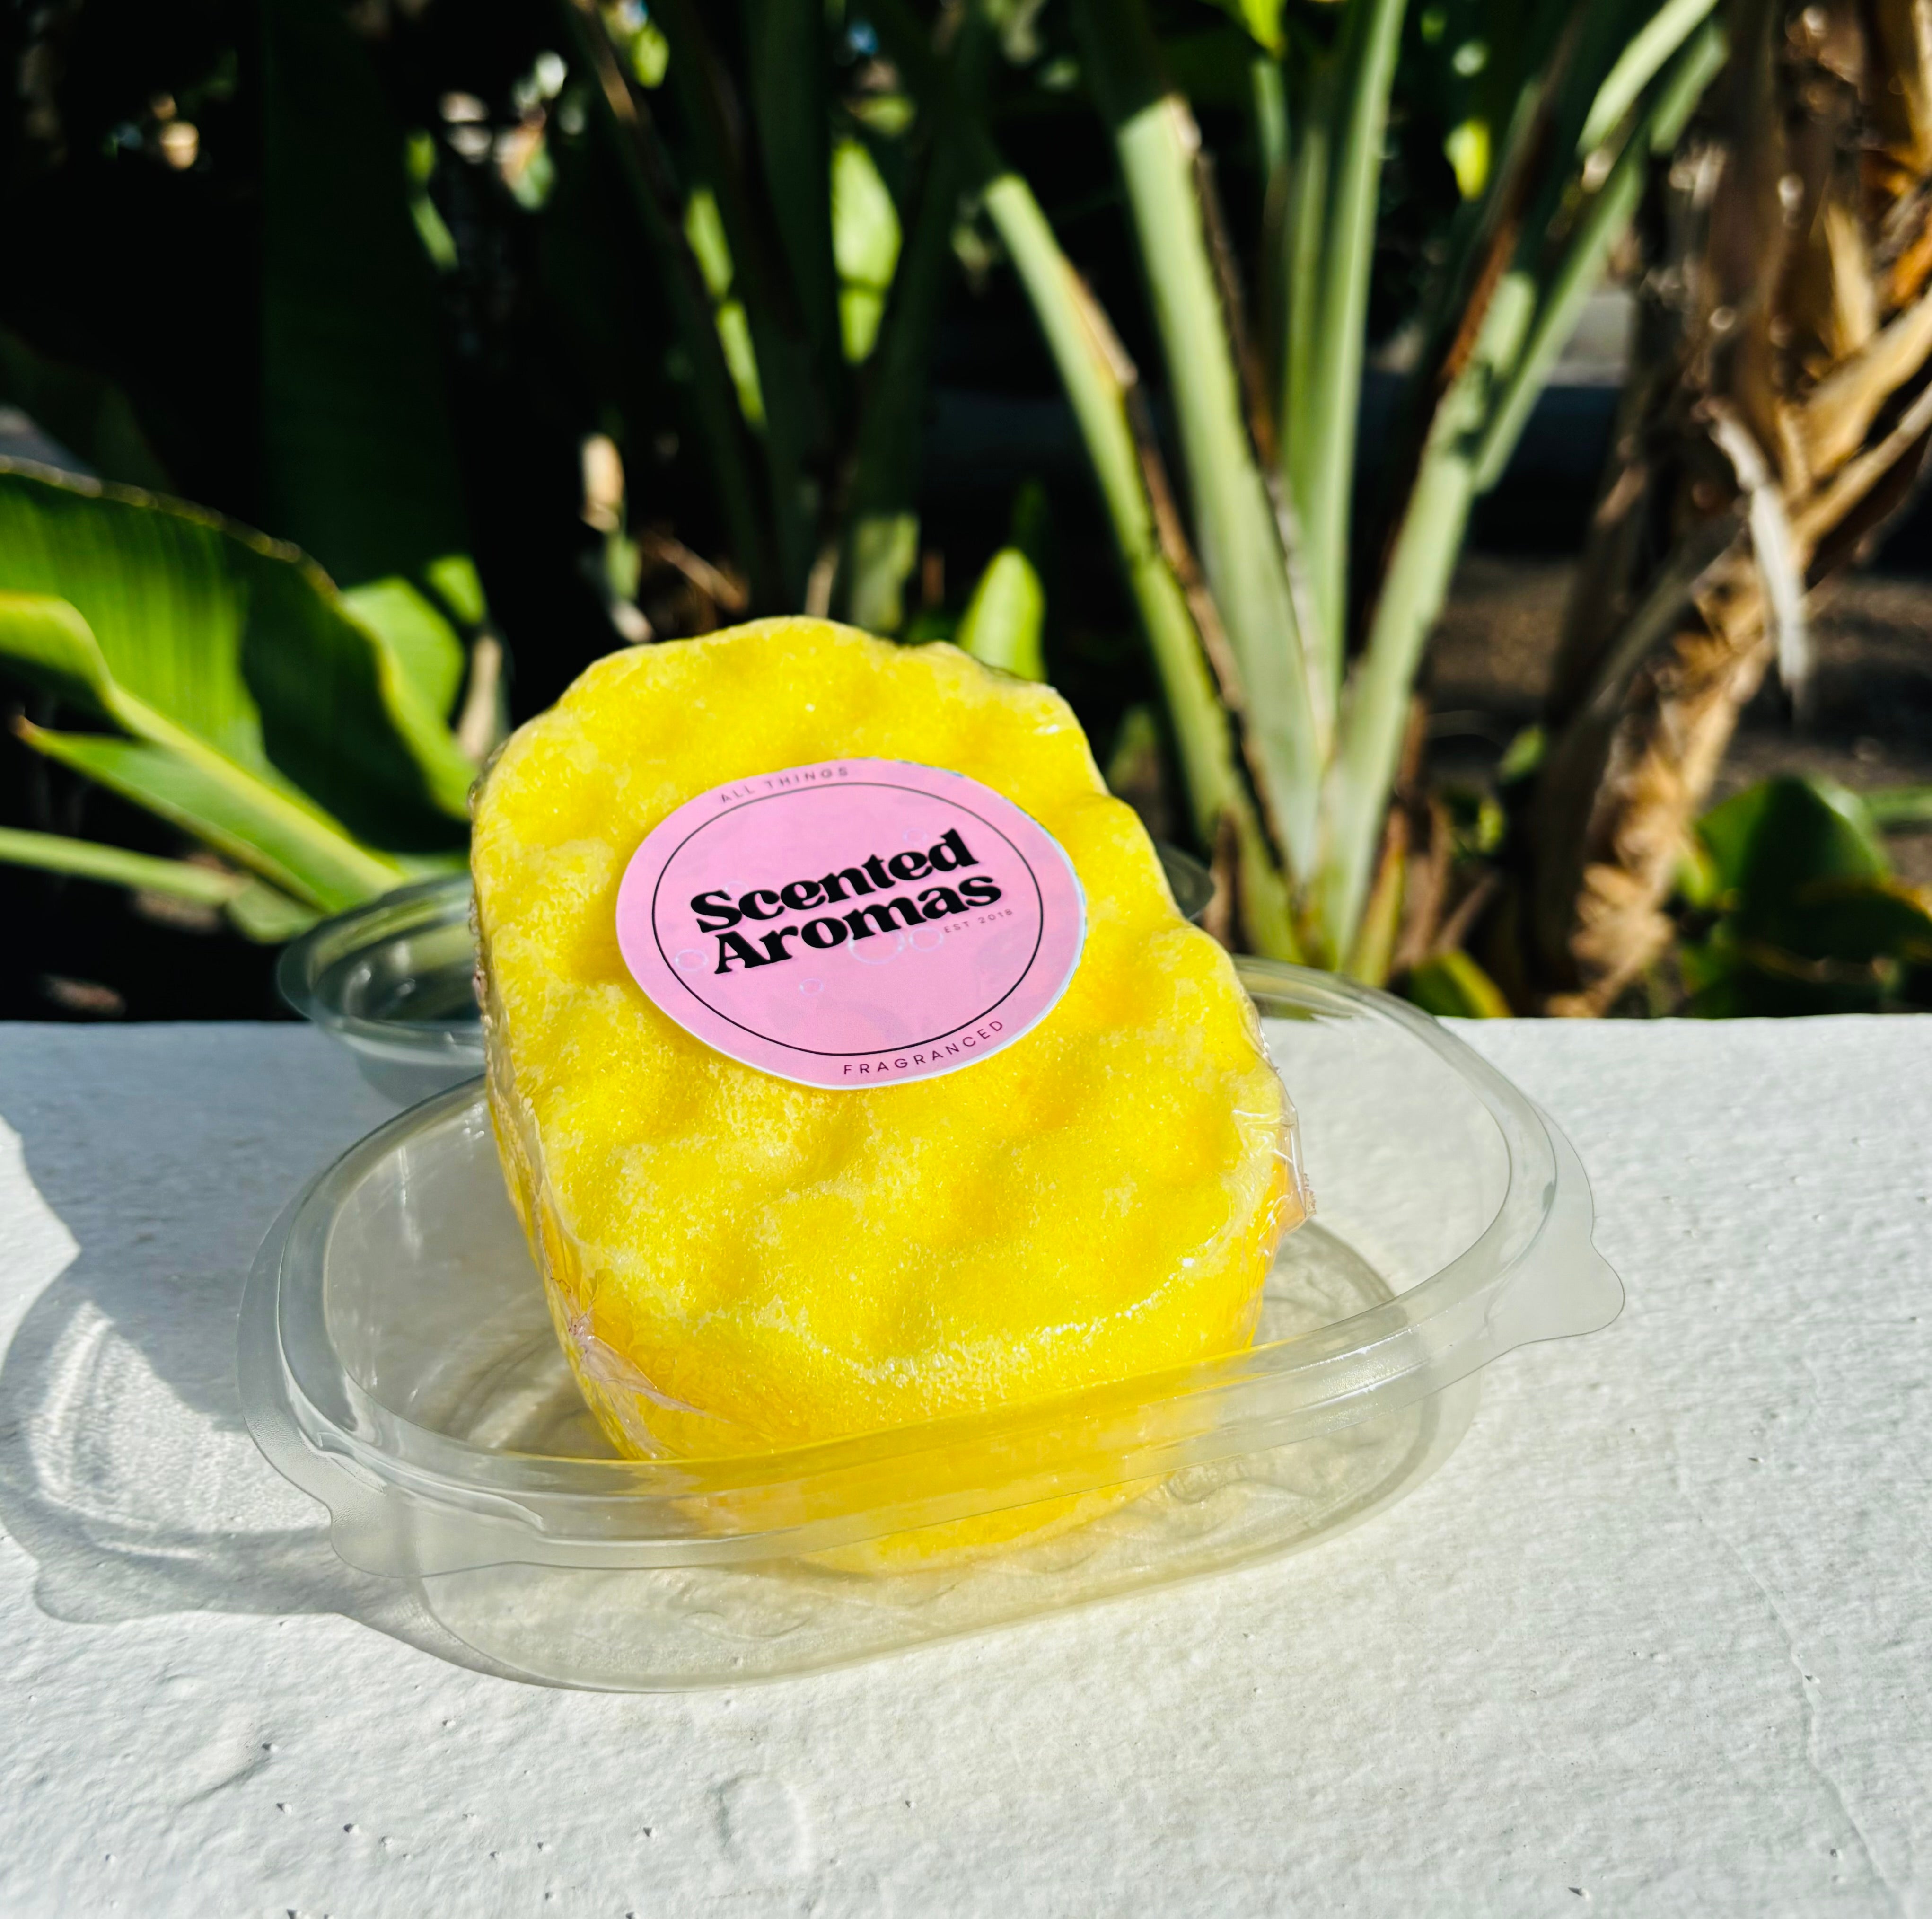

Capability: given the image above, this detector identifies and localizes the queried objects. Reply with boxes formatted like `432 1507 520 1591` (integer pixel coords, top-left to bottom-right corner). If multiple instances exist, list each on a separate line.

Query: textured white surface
0 1018 1926 1916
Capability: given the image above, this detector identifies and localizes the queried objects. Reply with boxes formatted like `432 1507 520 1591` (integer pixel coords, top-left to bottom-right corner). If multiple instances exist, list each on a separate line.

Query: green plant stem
978 171 1298 958
1319 26 1723 953
1475 21 1726 490
1319 279 1534 950
845 10 993 632
1867 785 1932 831
1280 79 1330 513
1579 0 1721 152
1252 56 1291 398
740 0 843 405
1073 0 1326 874
0 825 243 902
1292 0 1408 680
557 0 778 606
650 0 825 603
0 826 319 938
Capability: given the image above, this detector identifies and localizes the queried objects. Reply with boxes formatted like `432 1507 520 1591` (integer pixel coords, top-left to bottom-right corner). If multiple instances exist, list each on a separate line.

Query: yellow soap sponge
472 618 1299 1556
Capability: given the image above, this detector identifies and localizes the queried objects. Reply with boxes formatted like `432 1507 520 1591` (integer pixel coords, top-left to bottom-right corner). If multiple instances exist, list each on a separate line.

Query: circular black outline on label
645 776 1067 1058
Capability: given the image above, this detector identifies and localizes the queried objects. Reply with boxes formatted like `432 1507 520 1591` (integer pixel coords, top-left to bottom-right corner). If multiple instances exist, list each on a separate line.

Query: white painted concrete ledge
0 1018 1926 1916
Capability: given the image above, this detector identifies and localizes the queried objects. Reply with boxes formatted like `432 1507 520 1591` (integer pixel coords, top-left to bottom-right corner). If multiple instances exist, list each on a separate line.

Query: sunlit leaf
1199 0 1285 54
955 548 1046 680
340 577 478 817
0 825 318 942
0 466 469 843
1444 117 1490 198
1405 950 1513 1017
683 189 767 426
16 721 404 911
832 138 903 363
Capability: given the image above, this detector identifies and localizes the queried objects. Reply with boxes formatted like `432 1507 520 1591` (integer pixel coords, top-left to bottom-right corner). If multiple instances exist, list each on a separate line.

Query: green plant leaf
742 0 843 398
224 878 325 942
652 0 826 601
976 167 1299 960
1321 23 1723 959
559 0 779 606
16 721 405 911
1578 0 1721 153
1073 0 1326 873
1697 775 1887 901
0 478 261 758
1473 21 1725 492
341 578 466 722
0 592 112 713
955 548 1046 679
0 825 318 942
1865 784 1932 832
1781 878 1932 965
1199 0 1284 56
1291 0 1408 676
831 137 904 363
0 825 241 903
1405 949 1513 1017
684 189 768 426
843 6 996 634
257 0 502 789
1679 777 1932 1013
339 578 480 817
0 465 469 844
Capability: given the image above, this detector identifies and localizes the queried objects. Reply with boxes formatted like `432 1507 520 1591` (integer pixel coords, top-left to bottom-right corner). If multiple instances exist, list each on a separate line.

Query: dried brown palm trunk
1526 0 1932 1014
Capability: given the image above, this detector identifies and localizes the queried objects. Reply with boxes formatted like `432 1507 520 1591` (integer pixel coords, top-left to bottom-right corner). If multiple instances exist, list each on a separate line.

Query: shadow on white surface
0 1266 549 1682
0 1038 536 1682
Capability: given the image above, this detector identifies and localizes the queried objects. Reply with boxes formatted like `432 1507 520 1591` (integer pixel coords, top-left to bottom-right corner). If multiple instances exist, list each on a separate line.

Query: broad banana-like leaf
0 465 472 845
337 577 482 817
15 719 404 912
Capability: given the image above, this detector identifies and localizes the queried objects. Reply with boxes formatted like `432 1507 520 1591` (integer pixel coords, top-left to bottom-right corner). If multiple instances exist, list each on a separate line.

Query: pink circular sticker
615 758 1086 1089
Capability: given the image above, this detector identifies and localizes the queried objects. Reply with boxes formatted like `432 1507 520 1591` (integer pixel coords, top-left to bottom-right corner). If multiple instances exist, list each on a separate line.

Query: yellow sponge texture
472 619 1296 1549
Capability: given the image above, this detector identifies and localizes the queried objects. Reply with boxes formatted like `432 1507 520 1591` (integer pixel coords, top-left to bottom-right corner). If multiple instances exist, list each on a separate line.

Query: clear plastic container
276 845 1219 1104
275 875 482 1102
240 960 1620 1690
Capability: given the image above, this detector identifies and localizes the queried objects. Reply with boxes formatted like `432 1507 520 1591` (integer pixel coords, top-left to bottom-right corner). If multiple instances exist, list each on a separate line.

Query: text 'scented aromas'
615 758 1086 1087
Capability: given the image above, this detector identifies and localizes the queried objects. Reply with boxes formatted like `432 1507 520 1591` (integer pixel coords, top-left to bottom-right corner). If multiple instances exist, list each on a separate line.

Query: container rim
249 961 1621 1558
274 871 480 1057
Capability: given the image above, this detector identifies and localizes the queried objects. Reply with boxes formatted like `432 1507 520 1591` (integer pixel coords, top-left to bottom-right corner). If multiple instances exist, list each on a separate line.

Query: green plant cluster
0 0 1815 1021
